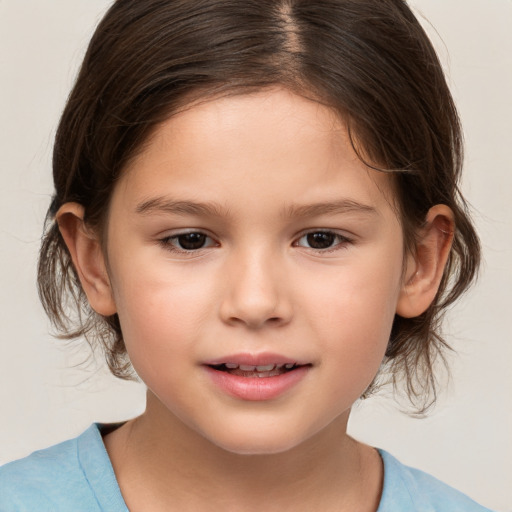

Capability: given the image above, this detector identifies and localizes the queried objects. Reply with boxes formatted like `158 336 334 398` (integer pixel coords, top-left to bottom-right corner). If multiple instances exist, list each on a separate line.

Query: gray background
0 1 510 510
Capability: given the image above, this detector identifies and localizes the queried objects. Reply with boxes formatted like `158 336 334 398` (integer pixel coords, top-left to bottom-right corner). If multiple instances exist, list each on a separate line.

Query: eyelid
293 229 355 252
158 229 219 254
156 228 354 255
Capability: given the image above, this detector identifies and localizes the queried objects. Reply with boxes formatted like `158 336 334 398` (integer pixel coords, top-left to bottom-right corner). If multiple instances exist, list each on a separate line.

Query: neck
104 392 382 512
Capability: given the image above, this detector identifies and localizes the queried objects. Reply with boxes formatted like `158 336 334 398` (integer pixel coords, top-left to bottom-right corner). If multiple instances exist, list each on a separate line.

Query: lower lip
204 366 310 401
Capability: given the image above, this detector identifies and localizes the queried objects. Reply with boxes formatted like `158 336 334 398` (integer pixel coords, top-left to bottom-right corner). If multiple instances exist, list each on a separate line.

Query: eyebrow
135 197 378 219
135 197 229 217
281 200 378 219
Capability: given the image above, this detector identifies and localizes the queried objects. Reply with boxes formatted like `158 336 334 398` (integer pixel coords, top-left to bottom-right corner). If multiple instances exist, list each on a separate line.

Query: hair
38 0 480 412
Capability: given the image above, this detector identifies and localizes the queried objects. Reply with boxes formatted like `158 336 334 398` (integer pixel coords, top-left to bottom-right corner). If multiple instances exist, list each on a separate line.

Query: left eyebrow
281 200 379 219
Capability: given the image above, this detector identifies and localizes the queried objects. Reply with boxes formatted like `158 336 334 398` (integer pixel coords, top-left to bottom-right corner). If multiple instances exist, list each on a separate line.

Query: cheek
304 249 403 370
310 250 402 324
110 261 216 360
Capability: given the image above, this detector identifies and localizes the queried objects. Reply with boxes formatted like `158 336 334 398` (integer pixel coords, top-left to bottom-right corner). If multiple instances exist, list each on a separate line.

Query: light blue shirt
0 424 494 511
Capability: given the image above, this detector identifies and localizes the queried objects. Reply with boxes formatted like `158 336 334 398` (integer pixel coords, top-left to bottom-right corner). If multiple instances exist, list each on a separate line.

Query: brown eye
176 232 207 250
305 232 336 249
160 231 217 253
295 231 351 252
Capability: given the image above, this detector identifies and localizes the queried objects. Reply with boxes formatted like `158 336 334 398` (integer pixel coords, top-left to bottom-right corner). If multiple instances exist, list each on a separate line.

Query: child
0 0 495 510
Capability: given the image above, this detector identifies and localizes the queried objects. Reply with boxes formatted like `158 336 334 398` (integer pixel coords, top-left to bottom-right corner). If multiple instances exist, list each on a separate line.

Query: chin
214 436 302 456
200 422 317 456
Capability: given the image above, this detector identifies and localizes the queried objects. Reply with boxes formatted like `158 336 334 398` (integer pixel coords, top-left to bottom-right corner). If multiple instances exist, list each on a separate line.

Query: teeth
238 364 276 372
239 364 256 371
256 364 275 372
221 363 297 372
223 363 288 371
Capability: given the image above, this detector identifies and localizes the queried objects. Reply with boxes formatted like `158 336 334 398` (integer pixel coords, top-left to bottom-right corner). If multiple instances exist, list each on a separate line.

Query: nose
219 249 292 329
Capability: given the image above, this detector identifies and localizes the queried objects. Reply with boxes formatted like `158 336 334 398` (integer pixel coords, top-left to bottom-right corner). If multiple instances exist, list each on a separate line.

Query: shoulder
0 424 127 512
377 449 495 512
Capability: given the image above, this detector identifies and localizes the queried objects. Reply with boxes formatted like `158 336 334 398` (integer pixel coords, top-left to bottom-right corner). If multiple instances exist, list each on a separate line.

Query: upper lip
203 352 309 367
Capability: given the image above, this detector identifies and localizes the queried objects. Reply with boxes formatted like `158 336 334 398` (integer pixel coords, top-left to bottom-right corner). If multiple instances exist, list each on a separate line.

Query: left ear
396 205 455 318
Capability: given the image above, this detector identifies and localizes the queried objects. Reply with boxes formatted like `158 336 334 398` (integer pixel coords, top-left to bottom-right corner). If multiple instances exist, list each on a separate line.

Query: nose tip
228 305 286 329
221 287 290 329
219 256 292 329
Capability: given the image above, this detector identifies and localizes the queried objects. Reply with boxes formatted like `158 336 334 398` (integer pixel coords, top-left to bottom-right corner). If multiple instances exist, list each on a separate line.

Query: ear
396 205 454 318
56 203 117 316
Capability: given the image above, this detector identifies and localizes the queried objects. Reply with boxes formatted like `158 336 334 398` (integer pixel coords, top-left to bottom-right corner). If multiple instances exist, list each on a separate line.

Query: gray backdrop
0 1 510 510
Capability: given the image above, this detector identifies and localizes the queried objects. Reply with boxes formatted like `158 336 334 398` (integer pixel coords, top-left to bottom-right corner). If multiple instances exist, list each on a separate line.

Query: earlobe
56 203 117 317
396 205 455 319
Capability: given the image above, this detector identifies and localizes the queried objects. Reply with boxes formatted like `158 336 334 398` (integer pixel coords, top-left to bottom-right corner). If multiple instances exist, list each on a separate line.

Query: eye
160 231 217 252
295 231 351 251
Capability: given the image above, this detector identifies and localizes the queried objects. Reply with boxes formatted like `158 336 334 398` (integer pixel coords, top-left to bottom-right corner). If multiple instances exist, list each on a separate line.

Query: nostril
218 283 292 328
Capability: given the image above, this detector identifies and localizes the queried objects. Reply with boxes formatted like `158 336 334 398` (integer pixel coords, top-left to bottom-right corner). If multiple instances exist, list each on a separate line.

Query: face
104 88 407 455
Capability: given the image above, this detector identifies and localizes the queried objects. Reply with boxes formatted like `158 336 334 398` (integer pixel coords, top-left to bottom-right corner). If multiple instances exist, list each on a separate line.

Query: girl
0 0 497 510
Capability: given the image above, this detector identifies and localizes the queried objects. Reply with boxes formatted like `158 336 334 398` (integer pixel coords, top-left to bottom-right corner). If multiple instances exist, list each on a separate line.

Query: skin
58 88 454 511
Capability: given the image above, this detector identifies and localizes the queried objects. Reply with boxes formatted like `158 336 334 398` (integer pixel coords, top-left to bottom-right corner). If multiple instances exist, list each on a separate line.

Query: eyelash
158 232 218 254
293 230 353 253
158 230 353 255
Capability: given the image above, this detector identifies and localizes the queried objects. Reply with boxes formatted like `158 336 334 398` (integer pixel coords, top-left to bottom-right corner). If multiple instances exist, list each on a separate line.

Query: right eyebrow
135 197 229 218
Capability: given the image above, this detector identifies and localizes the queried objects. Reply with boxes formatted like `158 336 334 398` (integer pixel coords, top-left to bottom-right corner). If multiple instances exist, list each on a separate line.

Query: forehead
114 87 397 218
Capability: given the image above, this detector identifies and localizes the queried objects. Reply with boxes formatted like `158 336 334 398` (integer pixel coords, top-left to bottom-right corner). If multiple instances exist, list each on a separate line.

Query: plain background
0 1 510 510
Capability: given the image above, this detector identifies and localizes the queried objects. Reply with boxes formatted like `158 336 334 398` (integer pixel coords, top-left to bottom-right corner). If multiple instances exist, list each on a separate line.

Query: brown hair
38 0 480 412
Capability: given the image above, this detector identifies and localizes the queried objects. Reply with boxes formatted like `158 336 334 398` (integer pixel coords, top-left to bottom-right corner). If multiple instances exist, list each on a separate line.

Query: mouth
207 362 307 378
203 355 312 400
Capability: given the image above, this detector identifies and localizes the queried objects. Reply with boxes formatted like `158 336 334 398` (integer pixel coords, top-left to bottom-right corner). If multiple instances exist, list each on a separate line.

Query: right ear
56 203 117 316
